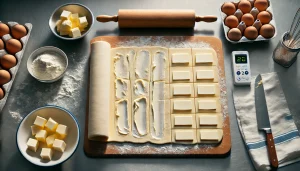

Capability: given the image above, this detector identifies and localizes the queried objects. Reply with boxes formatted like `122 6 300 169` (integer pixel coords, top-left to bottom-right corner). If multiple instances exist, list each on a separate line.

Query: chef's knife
255 74 278 169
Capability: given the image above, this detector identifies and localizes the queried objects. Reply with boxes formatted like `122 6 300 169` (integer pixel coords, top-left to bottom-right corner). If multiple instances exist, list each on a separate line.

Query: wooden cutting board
84 36 231 157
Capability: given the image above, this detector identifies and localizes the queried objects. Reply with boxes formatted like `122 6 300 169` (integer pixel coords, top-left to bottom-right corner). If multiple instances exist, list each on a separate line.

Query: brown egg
0 39 4 50
0 87 4 100
0 54 17 69
11 24 27 39
222 2 236 15
6 39 22 54
228 28 242 41
238 0 252 13
241 13 255 26
225 15 239 28
260 24 275 38
0 70 11 85
257 11 272 24
254 0 269 11
244 26 258 40
0 23 10 37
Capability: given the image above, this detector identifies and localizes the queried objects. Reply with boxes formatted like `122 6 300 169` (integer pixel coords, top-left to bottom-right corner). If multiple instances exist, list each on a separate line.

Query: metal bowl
49 3 94 40
27 46 68 83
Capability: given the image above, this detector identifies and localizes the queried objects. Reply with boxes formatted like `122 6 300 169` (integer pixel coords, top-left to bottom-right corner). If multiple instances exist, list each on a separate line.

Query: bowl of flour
27 46 68 83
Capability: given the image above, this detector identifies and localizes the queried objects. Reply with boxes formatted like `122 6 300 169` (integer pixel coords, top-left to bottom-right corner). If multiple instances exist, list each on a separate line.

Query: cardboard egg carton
0 21 32 111
220 0 277 43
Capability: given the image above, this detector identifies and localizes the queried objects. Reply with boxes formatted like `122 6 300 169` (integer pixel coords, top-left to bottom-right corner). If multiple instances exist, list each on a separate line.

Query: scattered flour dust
8 52 87 122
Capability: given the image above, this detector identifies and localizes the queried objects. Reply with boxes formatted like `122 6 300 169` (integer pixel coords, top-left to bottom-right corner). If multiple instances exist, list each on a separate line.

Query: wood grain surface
84 36 231 157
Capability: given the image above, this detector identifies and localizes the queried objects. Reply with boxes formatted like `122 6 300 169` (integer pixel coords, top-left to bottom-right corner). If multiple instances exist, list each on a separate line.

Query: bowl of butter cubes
16 105 80 166
49 3 94 40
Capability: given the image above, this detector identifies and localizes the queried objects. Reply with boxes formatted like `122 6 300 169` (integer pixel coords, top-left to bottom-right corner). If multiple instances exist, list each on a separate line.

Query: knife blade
255 74 278 169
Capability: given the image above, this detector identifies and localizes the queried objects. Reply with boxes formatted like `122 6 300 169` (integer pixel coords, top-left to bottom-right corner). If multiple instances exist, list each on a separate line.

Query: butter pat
197 85 215 95
175 130 194 141
56 20 62 32
33 116 47 128
26 138 39 152
31 125 42 135
174 116 193 126
172 53 189 64
198 100 217 110
60 20 72 32
79 16 88 28
60 10 71 20
172 71 190 80
45 118 58 132
40 148 53 160
199 115 218 125
35 130 48 142
196 70 214 80
173 85 191 96
70 27 81 38
200 129 222 141
173 100 192 111
195 53 214 64
46 134 57 148
56 124 68 139
53 139 66 152
70 13 79 28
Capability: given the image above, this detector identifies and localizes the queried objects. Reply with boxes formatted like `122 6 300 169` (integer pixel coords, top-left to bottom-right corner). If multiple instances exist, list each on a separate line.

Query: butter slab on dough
197 129 223 143
172 114 196 128
196 113 223 128
195 97 221 113
193 66 219 83
170 67 193 83
170 83 194 98
172 129 197 144
194 83 220 97
171 98 195 114
192 48 218 66
169 48 192 66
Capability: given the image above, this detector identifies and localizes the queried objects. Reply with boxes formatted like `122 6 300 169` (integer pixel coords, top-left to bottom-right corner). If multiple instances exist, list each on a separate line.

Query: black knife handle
266 132 279 169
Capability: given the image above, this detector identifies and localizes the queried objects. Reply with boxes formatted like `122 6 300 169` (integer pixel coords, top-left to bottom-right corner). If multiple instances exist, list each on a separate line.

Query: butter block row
170 83 220 98
170 66 219 83
169 48 218 67
171 114 223 129
171 98 221 114
171 129 223 144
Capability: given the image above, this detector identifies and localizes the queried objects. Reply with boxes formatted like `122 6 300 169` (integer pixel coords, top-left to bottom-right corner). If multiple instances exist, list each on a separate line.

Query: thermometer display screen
235 54 247 64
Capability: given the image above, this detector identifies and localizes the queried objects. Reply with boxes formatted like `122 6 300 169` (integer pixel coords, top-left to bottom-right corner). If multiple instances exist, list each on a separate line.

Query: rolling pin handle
96 15 118 22
195 16 218 22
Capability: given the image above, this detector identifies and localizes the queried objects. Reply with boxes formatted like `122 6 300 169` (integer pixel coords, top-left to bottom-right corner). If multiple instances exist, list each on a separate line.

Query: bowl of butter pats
49 3 94 40
16 105 80 166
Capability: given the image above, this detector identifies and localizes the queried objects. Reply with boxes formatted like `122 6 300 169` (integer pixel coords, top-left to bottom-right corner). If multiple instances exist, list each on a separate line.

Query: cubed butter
31 125 42 135
53 139 66 152
60 10 71 20
45 118 58 132
56 19 62 32
46 134 57 148
35 130 47 142
56 124 68 139
70 13 79 28
70 27 81 38
40 148 53 160
79 16 88 28
60 20 72 32
26 138 39 152
60 30 70 36
33 116 47 128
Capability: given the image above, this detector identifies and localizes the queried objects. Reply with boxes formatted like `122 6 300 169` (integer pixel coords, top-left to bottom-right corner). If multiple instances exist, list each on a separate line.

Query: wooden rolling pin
96 9 217 28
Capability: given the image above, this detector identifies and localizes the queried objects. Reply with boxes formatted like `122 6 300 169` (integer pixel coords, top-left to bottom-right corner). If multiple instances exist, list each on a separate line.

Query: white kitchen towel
233 72 300 170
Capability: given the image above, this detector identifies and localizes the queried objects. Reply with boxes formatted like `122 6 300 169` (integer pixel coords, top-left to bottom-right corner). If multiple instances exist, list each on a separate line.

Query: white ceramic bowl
49 3 94 40
16 106 80 167
27 46 68 83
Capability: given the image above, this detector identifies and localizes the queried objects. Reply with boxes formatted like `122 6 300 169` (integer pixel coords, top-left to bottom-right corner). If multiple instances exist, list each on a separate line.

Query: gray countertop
1 0 300 170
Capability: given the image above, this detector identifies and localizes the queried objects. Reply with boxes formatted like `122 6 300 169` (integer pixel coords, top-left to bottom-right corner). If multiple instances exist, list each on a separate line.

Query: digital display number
235 54 247 64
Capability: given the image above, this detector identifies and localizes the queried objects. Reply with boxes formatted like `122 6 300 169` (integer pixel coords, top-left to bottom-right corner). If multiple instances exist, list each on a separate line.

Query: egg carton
220 0 277 43
0 21 32 112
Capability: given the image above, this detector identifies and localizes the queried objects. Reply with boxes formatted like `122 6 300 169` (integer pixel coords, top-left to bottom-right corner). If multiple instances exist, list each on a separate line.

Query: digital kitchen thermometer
232 51 251 85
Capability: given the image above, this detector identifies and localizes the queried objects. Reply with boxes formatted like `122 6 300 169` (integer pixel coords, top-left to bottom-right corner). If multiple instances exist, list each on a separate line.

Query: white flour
8 52 87 122
31 52 66 80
